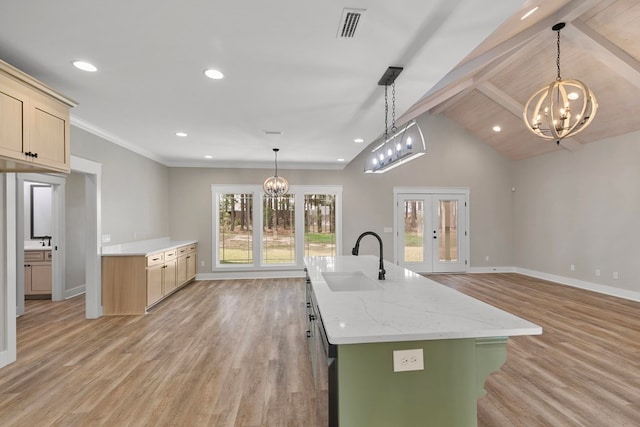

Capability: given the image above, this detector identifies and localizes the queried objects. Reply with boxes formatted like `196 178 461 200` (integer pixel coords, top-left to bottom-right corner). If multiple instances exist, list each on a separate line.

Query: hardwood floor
429 273 640 427
1 279 318 426
2 274 640 426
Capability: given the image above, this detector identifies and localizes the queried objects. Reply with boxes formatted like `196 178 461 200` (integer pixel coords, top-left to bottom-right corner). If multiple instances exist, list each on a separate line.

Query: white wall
70 127 170 244
167 113 514 274
65 172 86 294
513 129 640 292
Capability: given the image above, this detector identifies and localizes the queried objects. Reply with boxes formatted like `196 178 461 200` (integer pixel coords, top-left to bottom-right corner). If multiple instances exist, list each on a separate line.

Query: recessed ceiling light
72 60 97 72
337 158 345 162
493 125 501 132
520 6 539 20
204 69 224 79
354 138 364 143
175 132 188 137
204 155 213 159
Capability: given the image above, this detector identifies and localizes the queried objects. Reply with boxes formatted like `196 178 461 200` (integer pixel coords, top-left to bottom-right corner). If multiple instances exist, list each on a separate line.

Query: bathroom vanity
24 247 52 298
304 255 542 427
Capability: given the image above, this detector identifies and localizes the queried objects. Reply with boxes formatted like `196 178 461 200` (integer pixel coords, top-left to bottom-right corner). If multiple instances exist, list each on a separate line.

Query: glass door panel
403 200 424 263
397 193 467 273
438 200 458 262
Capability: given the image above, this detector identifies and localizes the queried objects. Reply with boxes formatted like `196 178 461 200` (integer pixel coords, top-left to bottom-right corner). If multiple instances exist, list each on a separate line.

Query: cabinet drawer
45 250 52 261
187 244 197 254
25 250 44 261
146 252 164 266
164 249 177 260
177 245 189 256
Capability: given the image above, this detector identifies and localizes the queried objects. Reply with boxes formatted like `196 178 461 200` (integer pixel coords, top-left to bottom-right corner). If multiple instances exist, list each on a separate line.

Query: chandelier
523 22 598 143
365 66 425 173
263 148 289 197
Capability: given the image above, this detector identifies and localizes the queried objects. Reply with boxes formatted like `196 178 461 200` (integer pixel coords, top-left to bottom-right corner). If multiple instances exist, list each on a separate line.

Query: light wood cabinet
0 60 75 173
177 244 197 286
102 242 197 315
24 249 52 297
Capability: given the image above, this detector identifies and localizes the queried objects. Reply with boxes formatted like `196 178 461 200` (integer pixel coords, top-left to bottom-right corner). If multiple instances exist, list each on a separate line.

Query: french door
396 192 467 273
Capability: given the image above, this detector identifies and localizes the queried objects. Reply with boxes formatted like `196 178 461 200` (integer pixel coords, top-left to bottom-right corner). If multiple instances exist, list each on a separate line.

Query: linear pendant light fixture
365 66 426 173
523 23 598 144
263 148 289 197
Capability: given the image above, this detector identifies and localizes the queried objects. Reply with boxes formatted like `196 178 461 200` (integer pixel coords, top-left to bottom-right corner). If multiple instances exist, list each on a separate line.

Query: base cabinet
102 243 197 315
24 249 52 297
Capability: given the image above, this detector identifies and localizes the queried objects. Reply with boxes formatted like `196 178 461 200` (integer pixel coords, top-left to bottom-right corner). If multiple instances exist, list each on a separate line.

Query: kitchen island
304 255 542 427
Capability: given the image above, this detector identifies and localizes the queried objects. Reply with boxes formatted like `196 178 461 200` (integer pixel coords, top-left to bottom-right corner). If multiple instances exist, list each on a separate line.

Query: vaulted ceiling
405 0 640 160
1 1 637 168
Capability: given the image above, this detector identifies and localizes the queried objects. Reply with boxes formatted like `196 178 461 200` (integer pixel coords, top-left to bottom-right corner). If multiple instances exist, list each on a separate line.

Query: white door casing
394 187 469 274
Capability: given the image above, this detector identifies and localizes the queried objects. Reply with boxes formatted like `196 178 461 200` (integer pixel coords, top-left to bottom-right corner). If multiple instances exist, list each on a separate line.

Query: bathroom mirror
30 184 53 239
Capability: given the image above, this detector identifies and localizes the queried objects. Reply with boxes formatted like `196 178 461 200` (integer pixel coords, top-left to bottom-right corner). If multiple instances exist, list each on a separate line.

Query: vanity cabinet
24 249 52 297
102 242 197 315
0 60 75 173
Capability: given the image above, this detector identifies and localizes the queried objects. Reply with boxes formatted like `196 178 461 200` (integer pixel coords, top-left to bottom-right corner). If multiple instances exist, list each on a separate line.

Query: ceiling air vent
337 8 366 38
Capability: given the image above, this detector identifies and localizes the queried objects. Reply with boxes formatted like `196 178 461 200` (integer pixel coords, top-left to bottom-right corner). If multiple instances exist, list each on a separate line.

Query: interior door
397 193 467 273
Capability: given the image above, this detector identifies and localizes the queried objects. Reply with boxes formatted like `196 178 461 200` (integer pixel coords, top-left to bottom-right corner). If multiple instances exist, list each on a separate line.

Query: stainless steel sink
322 271 383 292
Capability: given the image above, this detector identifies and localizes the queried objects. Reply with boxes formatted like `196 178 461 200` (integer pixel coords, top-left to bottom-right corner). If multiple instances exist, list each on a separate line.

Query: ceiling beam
569 19 640 89
398 0 603 125
477 81 583 152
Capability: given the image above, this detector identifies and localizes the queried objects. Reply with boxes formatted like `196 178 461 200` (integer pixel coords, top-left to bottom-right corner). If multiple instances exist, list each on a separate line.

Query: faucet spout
351 231 386 280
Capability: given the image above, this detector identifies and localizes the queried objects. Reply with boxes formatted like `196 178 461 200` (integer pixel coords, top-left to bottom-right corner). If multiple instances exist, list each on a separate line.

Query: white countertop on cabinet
102 238 197 256
304 255 542 345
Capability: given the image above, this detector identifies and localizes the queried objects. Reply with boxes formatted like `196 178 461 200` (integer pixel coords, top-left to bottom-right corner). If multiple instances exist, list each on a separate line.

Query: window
212 185 342 270
263 194 295 264
304 194 336 257
218 193 253 264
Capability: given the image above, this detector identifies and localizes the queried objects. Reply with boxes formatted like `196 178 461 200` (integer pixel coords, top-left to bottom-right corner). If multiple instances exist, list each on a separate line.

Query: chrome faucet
351 231 386 280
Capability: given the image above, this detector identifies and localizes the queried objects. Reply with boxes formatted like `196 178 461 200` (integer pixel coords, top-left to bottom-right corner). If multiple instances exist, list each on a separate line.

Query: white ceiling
0 0 526 169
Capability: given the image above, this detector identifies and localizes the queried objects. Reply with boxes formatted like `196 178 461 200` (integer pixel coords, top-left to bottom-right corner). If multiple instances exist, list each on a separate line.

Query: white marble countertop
304 255 542 345
101 237 197 256
25 246 52 250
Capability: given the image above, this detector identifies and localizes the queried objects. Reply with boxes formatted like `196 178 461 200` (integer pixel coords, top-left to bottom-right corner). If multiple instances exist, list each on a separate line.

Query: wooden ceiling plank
401 0 602 124
570 19 640 89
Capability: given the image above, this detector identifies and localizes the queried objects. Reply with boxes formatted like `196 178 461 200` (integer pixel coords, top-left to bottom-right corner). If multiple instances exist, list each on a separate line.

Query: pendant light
263 148 289 197
365 66 426 173
523 23 598 144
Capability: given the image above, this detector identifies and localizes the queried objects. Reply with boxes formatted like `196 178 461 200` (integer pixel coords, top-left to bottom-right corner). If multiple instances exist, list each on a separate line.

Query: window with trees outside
213 185 342 270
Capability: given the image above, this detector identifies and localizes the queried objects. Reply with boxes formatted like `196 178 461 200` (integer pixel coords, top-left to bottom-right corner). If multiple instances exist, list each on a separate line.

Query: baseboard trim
514 268 640 303
63 285 86 300
468 267 517 274
196 270 306 280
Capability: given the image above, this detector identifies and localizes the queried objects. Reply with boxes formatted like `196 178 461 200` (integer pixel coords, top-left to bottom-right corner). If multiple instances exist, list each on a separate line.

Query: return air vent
337 8 366 38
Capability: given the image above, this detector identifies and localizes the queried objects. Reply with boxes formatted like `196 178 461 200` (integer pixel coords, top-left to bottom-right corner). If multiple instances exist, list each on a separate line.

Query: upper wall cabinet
0 60 76 173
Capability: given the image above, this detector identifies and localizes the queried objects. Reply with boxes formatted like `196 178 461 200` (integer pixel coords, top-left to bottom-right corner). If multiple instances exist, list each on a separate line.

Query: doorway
16 174 65 315
394 188 469 273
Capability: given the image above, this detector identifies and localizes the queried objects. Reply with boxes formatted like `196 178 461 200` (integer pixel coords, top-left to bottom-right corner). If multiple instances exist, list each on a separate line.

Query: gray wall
168 113 514 273
71 127 170 244
513 129 640 291
64 172 85 292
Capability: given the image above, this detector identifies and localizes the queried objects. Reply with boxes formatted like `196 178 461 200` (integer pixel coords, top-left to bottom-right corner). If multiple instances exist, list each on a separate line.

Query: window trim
212 184 343 272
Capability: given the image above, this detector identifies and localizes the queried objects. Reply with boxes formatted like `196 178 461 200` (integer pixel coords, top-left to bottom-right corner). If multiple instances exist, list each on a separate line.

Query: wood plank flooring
429 273 640 427
1 274 640 426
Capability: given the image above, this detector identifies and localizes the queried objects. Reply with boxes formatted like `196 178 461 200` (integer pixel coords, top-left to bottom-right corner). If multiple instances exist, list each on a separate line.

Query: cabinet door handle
309 314 316 321
306 330 312 338
32 152 38 158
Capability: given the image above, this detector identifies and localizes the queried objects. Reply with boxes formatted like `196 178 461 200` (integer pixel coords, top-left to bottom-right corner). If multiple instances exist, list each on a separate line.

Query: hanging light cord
384 85 389 140
556 28 562 81
391 81 397 134
274 150 279 178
